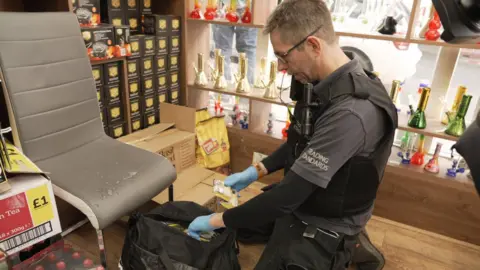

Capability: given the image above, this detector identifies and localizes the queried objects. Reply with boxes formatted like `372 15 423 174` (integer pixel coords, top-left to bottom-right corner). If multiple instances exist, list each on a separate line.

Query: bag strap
156 247 175 270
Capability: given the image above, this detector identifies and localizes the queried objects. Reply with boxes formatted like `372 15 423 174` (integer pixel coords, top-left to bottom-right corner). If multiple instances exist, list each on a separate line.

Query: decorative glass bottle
411 134 425 165
408 87 431 129
442 85 467 125
445 95 473 137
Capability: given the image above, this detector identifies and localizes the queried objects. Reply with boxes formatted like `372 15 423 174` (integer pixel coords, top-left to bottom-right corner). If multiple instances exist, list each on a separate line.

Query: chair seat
36 134 177 230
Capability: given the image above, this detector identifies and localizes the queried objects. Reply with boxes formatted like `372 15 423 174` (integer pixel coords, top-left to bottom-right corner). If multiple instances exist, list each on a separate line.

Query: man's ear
306 36 322 55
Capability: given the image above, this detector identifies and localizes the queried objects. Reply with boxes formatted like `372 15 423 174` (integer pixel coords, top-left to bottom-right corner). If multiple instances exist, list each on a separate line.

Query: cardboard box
156 36 168 55
144 35 156 57
155 55 167 74
128 35 143 59
127 77 140 98
106 101 124 123
142 93 156 113
169 70 179 89
131 115 142 132
75 0 101 26
113 25 132 57
157 72 168 92
168 53 179 71
96 85 104 107
127 59 140 79
144 110 156 128
169 35 180 54
170 87 179 104
91 64 103 86
0 143 61 256
109 120 127 139
104 83 122 104
128 78 142 98
118 103 196 174
129 97 141 117
142 75 154 95
141 56 154 76
126 10 141 34
140 0 152 14
143 14 169 36
103 61 121 85
81 26 114 61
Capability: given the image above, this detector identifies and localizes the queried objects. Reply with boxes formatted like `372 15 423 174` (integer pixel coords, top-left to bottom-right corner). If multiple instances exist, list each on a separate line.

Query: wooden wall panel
0 0 24 11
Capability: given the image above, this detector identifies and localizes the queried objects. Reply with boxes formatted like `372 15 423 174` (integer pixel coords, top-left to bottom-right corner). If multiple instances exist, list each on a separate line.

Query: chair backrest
0 12 104 163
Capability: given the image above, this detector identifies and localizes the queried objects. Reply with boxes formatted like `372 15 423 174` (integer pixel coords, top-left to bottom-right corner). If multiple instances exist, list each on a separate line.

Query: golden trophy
214 55 228 90
262 61 278 99
234 53 250 93
254 57 268 88
209 48 222 82
193 53 208 87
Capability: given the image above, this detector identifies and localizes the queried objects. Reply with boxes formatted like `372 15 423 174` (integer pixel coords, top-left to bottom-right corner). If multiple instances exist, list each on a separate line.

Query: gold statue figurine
254 57 267 88
262 60 278 99
214 55 228 90
193 53 208 87
234 53 250 93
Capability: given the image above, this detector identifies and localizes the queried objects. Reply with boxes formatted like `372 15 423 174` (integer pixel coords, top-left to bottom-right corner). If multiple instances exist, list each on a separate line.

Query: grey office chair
0 12 177 267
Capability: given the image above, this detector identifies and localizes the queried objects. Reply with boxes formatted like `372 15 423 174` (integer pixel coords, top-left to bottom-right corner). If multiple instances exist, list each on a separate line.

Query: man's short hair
264 0 337 46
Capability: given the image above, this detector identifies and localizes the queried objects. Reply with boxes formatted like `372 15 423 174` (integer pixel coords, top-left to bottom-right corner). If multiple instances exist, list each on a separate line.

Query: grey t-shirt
290 95 388 235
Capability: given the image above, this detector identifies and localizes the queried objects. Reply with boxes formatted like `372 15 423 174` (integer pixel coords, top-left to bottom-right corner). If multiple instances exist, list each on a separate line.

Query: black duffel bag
120 201 241 270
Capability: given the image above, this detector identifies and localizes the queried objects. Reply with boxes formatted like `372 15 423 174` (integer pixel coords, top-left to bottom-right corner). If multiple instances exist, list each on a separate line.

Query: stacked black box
101 0 141 34
103 61 127 139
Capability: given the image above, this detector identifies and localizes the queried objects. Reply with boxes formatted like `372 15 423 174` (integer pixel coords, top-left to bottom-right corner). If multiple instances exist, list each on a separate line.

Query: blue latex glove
187 214 219 240
224 166 258 192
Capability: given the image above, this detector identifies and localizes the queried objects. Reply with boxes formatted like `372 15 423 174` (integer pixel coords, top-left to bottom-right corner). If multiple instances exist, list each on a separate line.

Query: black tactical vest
285 65 398 218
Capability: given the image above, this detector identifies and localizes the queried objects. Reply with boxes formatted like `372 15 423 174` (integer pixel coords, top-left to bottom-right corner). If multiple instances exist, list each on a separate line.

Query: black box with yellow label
142 93 156 113
155 55 167 74
169 87 179 104
104 83 122 104
168 53 179 71
129 97 141 117
127 58 140 79
158 89 168 105
142 75 155 95
156 36 168 56
107 101 125 123
141 56 154 76
92 64 103 86
131 115 142 132
140 0 152 14
143 110 157 128
127 35 143 59
81 26 115 61
169 71 179 89
169 15 181 35
104 61 121 85
124 0 139 13
109 120 127 139
157 72 168 93
169 35 180 54
143 14 169 36
128 77 141 98
96 85 105 107
143 35 156 57
101 0 124 26
126 10 141 34
75 0 101 27
113 25 132 57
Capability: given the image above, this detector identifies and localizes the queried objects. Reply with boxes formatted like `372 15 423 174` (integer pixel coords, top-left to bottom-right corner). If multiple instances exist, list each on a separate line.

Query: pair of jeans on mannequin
212 21 258 85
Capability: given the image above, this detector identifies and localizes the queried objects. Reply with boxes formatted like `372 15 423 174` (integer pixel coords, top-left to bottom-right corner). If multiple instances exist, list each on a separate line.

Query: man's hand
224 166 258 192
187 213 225 240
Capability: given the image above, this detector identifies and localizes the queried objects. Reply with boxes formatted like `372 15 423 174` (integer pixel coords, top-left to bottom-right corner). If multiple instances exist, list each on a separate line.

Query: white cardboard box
0 174 61 256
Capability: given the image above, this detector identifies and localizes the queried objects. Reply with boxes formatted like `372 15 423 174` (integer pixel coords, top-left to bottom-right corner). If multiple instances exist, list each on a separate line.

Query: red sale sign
0 193 33 241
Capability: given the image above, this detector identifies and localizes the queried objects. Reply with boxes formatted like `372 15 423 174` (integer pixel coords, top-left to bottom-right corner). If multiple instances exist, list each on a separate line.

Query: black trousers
238 214 357 270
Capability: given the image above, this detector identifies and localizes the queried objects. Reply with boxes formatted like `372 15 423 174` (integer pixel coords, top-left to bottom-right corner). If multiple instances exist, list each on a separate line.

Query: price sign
26 184 53 227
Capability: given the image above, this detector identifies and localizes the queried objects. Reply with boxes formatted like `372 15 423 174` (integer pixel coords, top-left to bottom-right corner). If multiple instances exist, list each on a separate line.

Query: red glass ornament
425 10 441 41
204 7 216 20
425 29 440 41
410 151 425 165
282 122 290 138
56 261 66 270
226 11 239 22
428 19 441 30
241 7 252 23
190 1 202 19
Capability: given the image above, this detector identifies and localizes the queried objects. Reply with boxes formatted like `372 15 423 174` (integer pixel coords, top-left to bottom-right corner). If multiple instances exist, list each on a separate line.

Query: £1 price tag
26 184 54 227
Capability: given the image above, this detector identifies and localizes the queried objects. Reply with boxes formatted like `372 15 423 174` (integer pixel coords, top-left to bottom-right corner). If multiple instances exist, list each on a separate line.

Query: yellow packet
213 179 238 209
196 116 230 169
195 108 212 168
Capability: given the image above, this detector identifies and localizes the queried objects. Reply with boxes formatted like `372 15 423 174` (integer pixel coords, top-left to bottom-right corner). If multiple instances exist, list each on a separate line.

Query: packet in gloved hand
213 179 238 209
162 222 218 242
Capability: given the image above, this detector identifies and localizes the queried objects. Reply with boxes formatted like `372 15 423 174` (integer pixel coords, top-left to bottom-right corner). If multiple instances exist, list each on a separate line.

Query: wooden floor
65 215 480 270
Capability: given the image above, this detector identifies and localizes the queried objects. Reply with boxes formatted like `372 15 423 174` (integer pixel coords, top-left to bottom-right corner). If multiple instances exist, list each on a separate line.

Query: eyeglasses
275 26 322 64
